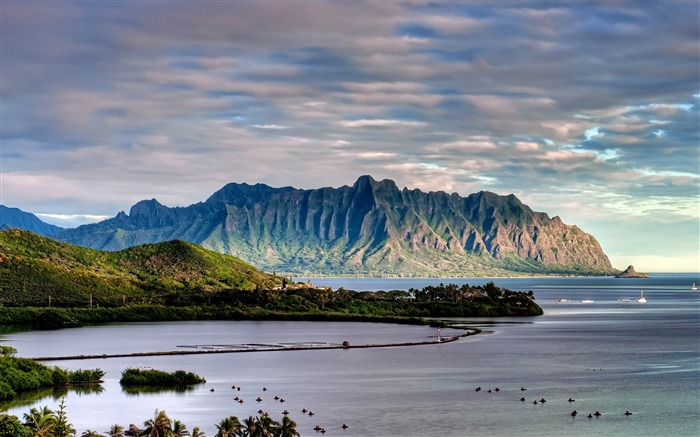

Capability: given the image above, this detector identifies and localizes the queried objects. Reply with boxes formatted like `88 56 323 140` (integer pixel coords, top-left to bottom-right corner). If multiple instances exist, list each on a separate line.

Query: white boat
555 298 572 303
692 283 697 290
617 298 632 302
582 299 595 304
636 291 647 304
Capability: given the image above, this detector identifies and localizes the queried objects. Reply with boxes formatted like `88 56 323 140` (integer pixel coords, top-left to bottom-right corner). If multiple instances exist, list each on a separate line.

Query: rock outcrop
55 176 616 276
615 265 649 278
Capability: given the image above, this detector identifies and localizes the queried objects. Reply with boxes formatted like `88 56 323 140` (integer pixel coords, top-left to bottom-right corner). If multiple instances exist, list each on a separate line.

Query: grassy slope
0 228 282 306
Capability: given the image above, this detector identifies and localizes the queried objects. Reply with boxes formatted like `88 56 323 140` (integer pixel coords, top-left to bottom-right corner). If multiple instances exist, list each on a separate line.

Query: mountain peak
353 175 400 193
129 199 165 217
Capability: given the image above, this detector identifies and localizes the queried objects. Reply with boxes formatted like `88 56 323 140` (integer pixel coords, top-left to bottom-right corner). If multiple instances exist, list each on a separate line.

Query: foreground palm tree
240 416 257 437
140 409 173 437
191 427 206 437
81 430 105 437
277 417 299 437
23 406 57 437
214 416 241 437
252 414 278 437
107 424 125 437
173 420 190 437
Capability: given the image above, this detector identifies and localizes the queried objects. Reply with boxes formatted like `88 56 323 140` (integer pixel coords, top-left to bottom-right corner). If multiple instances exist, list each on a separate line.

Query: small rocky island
615 265 649 278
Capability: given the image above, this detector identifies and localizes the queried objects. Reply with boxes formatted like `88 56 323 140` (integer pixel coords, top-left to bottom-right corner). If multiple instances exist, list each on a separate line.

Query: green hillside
0 228 282 307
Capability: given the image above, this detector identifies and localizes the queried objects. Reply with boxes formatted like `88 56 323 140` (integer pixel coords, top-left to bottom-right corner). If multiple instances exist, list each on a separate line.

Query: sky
1 1 698 272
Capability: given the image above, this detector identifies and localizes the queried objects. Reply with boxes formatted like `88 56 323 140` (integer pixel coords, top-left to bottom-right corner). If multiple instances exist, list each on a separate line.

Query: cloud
252 124 287 130
341 119 427 127
357 152 397 159
1 0 698 271
36 213 110 228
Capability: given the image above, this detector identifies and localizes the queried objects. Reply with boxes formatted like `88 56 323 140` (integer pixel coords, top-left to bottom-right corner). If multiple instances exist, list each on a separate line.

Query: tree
173 420 190 437
214 416 241 437
23 406 57 437
107 424 125 437
140 409 173 437
0 414 33 437
251 414 278 437
55 397 76 437
0 346 17 357
81 431 104 437
276 417 299 437
191 428 206 437
239 416 257 437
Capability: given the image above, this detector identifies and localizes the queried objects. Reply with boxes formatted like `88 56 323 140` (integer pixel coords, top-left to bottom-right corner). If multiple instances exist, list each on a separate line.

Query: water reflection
0 384 104 411
121 385 196 396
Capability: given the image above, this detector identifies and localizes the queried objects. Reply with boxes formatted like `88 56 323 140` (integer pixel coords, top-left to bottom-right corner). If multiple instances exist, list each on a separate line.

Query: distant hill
56 176 616 276
0 205 63 236
0 229 282 306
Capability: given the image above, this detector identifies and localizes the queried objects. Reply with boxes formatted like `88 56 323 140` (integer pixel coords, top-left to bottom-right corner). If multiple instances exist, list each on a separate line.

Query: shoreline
30 327 482 362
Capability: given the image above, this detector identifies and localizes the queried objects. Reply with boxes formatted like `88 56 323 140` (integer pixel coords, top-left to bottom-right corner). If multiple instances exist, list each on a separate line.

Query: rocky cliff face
56 176 615 276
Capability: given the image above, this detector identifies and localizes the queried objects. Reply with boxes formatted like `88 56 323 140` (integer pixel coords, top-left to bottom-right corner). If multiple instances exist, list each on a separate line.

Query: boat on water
617 298 632 302
692 283 698 290
555 298 572 303
582 299 595 304
636 291 647 304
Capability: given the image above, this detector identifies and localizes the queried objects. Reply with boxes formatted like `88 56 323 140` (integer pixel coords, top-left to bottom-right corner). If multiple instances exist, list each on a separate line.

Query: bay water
1 274 698 436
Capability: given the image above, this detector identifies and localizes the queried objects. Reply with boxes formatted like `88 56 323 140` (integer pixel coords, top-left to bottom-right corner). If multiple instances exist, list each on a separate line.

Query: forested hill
55 176 616 276
0 228 282 306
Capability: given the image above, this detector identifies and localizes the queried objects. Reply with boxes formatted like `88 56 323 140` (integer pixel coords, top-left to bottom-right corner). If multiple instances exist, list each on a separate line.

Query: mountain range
0 205 63 236
44 176 615 276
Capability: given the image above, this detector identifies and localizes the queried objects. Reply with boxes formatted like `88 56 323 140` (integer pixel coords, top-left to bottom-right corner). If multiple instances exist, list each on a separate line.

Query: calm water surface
1 274 698 436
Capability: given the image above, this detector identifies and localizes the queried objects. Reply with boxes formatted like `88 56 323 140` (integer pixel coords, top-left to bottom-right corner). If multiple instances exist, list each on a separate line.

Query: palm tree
23 406 57 437
239 416 257 437
81 431 105 437
251 415 278 437
276 417 299 437
214 416 241 437
140 409 173 437
173 420 190 437
107 424 125 437
191 428 206 437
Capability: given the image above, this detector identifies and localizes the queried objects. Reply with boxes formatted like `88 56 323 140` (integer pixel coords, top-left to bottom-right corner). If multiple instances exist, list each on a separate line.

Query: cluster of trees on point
120 368 206 387
0 405 300 437
291 281 542 317
0 347 104 401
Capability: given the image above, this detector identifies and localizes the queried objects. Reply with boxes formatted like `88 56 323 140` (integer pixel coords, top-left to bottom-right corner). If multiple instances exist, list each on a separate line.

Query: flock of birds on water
209 384 348 434
206 381 637 434
474 385 636 419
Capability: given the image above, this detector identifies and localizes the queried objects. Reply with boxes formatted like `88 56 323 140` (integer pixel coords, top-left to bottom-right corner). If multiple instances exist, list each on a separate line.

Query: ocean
1 273 698 436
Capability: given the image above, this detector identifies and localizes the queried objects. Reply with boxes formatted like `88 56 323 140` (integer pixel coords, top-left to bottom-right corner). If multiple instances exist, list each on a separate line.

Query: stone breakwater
30 328 481 361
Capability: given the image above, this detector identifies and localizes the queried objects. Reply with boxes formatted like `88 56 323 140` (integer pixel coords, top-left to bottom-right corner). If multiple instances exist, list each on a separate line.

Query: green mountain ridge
54 176 617 276
0 228 281 306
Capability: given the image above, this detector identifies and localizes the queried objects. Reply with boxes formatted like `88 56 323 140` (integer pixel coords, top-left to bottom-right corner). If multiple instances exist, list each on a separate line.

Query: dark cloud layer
2 1 698 270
